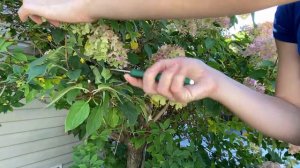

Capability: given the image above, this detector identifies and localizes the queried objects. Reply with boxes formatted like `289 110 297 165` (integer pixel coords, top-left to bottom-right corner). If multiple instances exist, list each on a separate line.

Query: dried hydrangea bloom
84 25 128 68
260 161 281 168
243 77 265 94
288 144 300 155
242 22 277 60
170 17 231 37
151 45 185 63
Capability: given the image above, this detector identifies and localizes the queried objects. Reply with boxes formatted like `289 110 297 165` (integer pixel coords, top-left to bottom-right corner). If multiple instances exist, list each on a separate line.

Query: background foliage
1 1 299 167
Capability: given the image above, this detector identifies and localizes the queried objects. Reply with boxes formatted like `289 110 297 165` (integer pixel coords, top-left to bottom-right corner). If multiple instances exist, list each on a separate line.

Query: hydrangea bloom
288 144 300 155
85 25 128 68
151 45 185 63
242 22 277 60
170 17 231 37
69 24 128 68
243 77 265 94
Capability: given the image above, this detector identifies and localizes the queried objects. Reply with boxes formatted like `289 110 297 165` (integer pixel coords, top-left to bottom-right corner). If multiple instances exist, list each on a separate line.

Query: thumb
124 74 143 88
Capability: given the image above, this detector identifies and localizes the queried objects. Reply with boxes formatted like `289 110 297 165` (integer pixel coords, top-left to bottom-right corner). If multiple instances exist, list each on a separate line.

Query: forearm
87 0 297 19
212 72 300 145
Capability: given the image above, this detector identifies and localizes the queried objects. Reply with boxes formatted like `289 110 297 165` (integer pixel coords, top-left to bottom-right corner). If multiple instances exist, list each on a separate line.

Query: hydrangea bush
0 1 299 167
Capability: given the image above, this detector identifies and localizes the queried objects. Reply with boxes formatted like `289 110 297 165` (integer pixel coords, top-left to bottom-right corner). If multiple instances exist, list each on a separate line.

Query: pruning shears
111 69 195 85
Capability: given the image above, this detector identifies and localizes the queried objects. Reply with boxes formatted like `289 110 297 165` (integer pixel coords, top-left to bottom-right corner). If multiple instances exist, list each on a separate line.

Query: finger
18 7 29 22
124 74 143 89
185 81 208 101
49 20 61 27
170 74 188 103
29 15 43 24
157 65 179 100
143 61 167 94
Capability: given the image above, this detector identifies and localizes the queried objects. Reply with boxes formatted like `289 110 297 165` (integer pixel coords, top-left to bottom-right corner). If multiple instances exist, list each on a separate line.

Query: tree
0 2 299 167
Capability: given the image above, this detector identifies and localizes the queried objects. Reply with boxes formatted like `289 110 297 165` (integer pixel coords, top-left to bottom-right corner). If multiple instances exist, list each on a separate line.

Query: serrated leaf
65 101 90 131
29 56 46 67
0 39 13 52
67 69 82 81
144 45 152 57
13 52 27 61
101 68 112 81
51 29 65 44
120 101 140 126
105 108 119 128
47 84 84 108
86 105 105 136
128 53 140 65
91 66 102 84
27 64 47 82
66 89 81 104
204 38 215 49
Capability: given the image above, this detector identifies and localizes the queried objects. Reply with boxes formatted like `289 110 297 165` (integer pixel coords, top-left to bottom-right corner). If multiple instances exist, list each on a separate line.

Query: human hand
18 0 94 26
124 57 222 104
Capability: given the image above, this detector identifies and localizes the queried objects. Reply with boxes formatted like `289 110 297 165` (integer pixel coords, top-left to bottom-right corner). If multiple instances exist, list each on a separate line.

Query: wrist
207 69 230 101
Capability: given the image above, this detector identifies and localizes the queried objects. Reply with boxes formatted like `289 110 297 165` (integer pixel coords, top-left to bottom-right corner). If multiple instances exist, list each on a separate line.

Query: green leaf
47 84 84 108
99 129 112 142
120 101 140 126
128 53 140 65
0 39 13 52
12 65 22 75
101 68 112 81
144 45 152 57
161 119 171 130
132 137 146 149
67 69 82 81
204 38 215 49
105 108 120 128
29 56 46 67
66 89 81 104
51 29 65 44
27 64 47 82
65 101 90 132
86 106 105 136
91 66 102 84
13 52 28 61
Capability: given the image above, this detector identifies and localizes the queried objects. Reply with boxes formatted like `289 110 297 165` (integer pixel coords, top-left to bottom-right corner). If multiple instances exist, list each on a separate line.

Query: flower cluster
151 45 185 63
69 24 128 68
85 25 128 68
169 17 231 37
242 22 277 60
243 77 265 93
214 17 231 28
260 161 281 168
288 144 300 155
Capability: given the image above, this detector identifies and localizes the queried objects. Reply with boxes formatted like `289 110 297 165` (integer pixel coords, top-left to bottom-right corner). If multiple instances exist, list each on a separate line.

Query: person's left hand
18 0 94 26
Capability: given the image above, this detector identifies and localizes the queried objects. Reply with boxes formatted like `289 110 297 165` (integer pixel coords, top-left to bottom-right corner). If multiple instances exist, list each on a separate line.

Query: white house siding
0 101 79 168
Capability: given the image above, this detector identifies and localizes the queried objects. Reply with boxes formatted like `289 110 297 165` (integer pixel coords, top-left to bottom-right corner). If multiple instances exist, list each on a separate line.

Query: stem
113 124 124 155
153 102 170 122
64 35 70 69
0 86 6 97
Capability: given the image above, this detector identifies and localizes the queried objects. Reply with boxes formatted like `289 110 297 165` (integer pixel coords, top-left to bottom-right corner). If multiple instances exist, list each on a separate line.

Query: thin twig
114 124 124 155
153 102 170 122
140 144 148 168
64 35 70 69
0 85 6 97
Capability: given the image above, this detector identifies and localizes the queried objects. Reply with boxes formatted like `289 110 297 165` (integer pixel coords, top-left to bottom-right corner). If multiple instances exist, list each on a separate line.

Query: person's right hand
124 57 223 104
18 0 94 26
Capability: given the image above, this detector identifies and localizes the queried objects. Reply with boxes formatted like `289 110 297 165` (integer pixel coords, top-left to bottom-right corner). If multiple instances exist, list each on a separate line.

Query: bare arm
18 0 298 24
212 41 300 145
89 0 298 19
125 41 300 145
